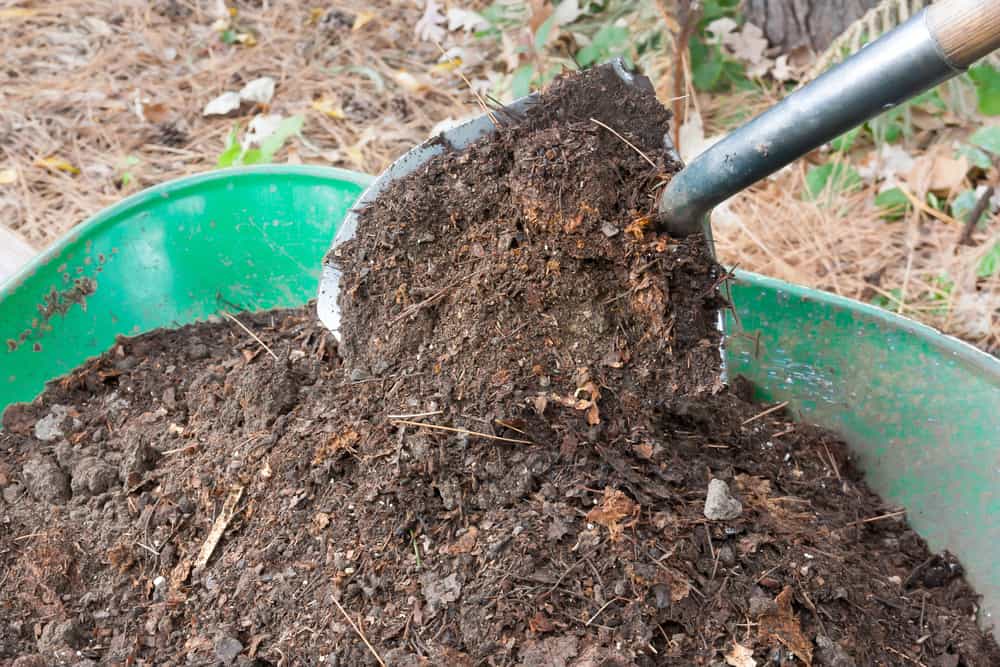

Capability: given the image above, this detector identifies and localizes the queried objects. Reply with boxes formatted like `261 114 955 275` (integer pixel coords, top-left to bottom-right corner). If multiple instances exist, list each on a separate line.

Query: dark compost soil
2 64 998 667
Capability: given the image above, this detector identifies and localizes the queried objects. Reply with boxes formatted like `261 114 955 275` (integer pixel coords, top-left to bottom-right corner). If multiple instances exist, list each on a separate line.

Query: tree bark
745 0 883 53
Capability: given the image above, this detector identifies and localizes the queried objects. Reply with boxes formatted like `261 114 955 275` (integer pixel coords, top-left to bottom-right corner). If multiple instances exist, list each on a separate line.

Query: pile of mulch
2 65 997 667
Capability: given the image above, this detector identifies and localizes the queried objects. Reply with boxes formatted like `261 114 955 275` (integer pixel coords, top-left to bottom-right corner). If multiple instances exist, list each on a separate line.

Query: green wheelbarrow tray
2 166 999 631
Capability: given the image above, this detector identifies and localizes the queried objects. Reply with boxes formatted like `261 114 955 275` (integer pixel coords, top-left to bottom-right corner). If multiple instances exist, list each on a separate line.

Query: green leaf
693 56 723 91
969 126 1000 155
534 14 556 53
978 241 1000 279
805 163 861 199
576 24 628 66
951 189 980 221
256 115 304 162
216 124 242 168
874 187 911 220
956 144 993 169
220 29 238 44
831 126 861 153
870 287 903 311
968 63 1000 116
926 192 942 211
511 64 534 99
883 122 903 144
240 148 264 166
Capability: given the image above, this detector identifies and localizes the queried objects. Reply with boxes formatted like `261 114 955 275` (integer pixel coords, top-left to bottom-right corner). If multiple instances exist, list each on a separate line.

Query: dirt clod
1 64 997 666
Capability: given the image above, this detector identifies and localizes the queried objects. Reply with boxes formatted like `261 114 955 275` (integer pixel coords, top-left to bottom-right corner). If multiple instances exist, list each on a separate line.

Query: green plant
978 241 1000 279
805 162 861 200
968 63 1000 116
687 0 752 93
217 116 304 168
875 187 911 220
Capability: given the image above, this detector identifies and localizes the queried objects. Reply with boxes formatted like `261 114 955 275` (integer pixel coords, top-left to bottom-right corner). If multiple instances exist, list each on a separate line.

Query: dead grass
0 0 996 352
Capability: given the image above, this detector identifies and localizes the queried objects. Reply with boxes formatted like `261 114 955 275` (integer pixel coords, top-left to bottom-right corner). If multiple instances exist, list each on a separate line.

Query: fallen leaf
311 96 346 119
586 487 639 542
725 22 769 65
414 0 446 42
352 11 375 31
395 70 430 93
34 156 79 175
312 511 331 532
203 91 241 116
906 147 970 194
725 641 758 667
758 586 813 666
239 77 275 105
0 168 16 185
447 8 487 32
445 526 479 555
552 0 582 26
0 8 38 19
528 611 555 633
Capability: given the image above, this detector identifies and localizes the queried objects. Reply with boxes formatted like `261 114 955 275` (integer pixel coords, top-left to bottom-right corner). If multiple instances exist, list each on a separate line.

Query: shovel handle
928 0 1000 68
659 0 1000 237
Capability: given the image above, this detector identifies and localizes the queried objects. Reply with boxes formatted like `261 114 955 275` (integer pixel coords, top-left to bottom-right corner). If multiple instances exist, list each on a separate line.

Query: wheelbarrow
2 0 1000 633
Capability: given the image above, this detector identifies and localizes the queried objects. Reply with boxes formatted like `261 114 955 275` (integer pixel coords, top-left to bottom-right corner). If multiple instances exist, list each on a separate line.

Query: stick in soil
741 401 790 426
843 509 906 528
221 311 279 361
194 486 244 569
391 419 534 445
331 596 387 667
590 118 657 168
958 185 993 246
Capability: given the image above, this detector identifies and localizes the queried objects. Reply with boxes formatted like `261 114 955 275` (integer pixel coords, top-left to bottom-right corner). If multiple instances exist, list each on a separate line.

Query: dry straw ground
1 0 997 352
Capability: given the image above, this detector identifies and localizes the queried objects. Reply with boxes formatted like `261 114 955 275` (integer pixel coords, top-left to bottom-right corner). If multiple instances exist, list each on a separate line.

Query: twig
433 42 498 127
385 410 443 420
590 118 657 168
897 184 963 227
331 596 387 667
958 185 993 246
195 486 244 569
883 644 928 667
741 401 789 426
221 312 279 361
586 598 620 626
391 419 533 445
844 509 906 527
823 443 842 481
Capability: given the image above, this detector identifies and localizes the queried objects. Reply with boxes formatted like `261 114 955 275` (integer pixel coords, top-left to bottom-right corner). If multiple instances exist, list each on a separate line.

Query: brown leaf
758 586 813 666
528 611 555 634
725 641 758 667
586 487 638 542
446 526 479 555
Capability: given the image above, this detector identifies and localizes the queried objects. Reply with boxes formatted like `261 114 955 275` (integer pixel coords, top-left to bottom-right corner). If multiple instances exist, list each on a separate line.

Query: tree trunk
745 0 883 53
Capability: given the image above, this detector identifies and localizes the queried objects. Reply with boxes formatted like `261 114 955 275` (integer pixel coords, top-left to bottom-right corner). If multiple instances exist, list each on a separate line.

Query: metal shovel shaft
658 2 999 237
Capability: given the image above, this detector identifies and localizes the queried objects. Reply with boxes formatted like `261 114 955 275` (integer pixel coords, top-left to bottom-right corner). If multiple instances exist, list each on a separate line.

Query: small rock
70 457 118 497
703 479 742 521
651 583 671 609
718 545 736 567
815 635 856 667
22 457 70 504
3 483 23 504
163 386 177 410
349 367 370 382
54 440 76 468
748 594 776 617
38 618 80 654
120 439 162 487
187 342 209 360
601 222 620 238
215 635 244 664
34 405 71 441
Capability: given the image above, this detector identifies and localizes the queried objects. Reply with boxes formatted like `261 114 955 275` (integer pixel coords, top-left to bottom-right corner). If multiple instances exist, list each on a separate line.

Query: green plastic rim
1 165 998 632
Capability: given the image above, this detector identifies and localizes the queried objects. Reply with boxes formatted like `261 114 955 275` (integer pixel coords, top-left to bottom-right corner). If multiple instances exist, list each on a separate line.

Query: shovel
318 0 1000 335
